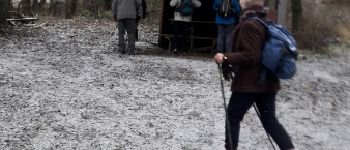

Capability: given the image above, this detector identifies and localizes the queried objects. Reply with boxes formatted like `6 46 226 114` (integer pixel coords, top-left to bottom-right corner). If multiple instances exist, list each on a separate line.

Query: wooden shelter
158 0 217 51
157 0 283 52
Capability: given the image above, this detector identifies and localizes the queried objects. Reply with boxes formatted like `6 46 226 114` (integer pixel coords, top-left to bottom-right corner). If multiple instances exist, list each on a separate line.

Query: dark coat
224 17 280 92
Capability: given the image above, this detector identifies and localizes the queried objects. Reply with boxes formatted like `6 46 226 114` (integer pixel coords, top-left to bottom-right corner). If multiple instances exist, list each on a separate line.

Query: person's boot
173 49 178 54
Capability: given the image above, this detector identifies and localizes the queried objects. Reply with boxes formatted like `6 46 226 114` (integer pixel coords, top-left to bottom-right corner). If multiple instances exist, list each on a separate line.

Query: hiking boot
173 49 178 54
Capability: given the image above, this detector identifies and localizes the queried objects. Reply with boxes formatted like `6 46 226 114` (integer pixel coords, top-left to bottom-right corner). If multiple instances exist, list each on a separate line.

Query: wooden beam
158 0 165 46
6 18 38 21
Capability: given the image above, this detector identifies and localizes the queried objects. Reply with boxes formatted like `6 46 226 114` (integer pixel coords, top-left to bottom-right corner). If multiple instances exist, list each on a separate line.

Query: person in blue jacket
213 0 241 53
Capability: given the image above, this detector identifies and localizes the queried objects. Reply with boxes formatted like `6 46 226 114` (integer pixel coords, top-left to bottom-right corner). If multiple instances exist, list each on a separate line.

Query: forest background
1 0 350 150
0 0 349 51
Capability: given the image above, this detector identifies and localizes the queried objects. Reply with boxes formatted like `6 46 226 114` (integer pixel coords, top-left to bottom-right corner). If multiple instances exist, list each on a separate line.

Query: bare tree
50 0 66 17
19 0 33 16
265 0 279 10
83 0 104 18
65 0 78 18
104 0 112 10
0 0 11 25
32 0 38 11
45 0 112 18
291 0 302 33
38 0 46 9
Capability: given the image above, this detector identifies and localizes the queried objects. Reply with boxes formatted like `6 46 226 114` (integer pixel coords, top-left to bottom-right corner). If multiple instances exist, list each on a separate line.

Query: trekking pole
253 103 276 150
217 63 234 150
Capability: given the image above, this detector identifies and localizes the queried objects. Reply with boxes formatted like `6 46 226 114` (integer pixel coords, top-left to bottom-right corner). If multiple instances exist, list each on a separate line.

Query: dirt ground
0 19 350 150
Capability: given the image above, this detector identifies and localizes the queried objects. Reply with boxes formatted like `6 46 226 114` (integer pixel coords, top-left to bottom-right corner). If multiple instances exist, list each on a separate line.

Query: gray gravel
0 19 349 150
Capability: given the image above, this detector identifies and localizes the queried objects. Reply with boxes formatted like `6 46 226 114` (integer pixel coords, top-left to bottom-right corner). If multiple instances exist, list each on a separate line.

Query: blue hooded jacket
213 0 241 25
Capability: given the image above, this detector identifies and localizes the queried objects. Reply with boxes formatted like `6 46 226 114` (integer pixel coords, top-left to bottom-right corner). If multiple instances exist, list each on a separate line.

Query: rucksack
176 0 193 16
252 17 298 80
218 0 236 18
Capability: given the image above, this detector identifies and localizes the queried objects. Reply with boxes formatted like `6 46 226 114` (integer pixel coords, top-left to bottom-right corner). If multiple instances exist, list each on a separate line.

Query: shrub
296 0 350 52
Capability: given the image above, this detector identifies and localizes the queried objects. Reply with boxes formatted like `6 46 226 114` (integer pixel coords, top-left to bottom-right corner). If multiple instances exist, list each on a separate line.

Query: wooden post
157 0 165 47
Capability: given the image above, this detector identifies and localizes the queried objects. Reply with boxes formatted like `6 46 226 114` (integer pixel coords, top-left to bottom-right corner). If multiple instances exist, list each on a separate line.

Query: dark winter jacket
112 0 142 20
224 7 280 92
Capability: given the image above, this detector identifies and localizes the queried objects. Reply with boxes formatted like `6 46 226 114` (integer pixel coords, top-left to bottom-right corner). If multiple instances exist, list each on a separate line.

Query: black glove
222 63 234 81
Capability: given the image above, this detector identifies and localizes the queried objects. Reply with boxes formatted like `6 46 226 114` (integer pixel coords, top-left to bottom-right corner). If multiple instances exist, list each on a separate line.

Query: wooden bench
160 20 217 52
6 11 38 26
6 18 38 26
159 33 216 51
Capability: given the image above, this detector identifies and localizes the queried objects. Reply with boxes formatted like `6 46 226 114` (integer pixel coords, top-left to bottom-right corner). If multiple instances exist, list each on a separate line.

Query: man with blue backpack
214 3 296 150
213 0 241 54
170 0 202 54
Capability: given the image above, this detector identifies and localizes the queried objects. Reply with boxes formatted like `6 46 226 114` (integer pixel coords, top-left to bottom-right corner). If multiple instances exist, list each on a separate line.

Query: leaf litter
0 18 350 150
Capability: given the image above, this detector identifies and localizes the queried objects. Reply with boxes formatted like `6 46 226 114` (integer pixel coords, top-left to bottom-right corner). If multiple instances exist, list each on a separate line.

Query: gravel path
0 19 349 150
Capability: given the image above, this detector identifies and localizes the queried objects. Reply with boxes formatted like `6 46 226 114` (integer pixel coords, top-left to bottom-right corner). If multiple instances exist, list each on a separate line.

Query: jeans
118 19 137 53
217 24 234 53
225 92 294 150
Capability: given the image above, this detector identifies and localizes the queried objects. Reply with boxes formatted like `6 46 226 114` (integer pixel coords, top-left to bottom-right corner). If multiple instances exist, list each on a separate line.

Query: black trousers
225 92 294 150
173 21 191 52
117 19 137 53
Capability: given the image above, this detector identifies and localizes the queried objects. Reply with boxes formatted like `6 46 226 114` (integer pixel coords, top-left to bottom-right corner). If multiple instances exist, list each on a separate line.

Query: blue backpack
253 17 298 80
177 0 193 16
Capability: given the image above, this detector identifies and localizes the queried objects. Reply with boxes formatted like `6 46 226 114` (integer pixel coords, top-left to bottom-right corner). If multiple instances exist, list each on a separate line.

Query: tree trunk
104 0 112 10
291 0 302 33
65 0 78 18
49 0 55 15
19 0 33 16
0 0 11 24
265 0 279 10
32 0 38 11
38 0 46 9
274 0 279 10
70 0 78 17
50 0 65 17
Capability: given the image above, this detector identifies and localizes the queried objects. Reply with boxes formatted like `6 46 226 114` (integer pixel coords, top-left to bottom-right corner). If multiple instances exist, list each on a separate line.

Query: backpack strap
251 17 298 55
247 17 277 83
248 17 269 28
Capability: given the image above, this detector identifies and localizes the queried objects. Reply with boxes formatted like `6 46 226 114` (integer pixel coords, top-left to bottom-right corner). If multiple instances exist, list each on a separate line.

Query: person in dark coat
213 4 296 150
136 0 147 41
